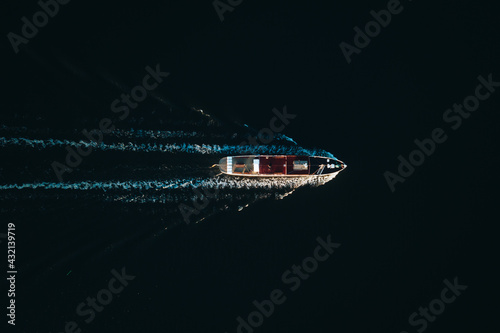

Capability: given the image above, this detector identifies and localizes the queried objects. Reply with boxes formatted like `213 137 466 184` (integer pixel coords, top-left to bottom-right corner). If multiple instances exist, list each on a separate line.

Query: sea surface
1 0 499 332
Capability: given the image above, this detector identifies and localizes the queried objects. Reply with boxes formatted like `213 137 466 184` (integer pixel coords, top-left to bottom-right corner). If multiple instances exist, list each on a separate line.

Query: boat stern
218 157 228 174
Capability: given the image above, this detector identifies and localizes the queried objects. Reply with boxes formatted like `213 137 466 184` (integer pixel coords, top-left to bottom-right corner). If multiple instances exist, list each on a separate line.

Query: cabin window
293 160 308 171
227 156 233 174
253 159 259 173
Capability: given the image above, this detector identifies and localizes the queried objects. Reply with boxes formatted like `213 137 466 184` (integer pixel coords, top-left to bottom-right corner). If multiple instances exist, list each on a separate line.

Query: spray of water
0 136 335 157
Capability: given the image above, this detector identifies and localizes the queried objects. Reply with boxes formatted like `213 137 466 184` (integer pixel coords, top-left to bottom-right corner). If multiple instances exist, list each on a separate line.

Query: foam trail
110 129 208 139
0 137 335 158
0 178 204 191
0 174 336 192
276 133 298 144
108 191 276 204
0 127 214 139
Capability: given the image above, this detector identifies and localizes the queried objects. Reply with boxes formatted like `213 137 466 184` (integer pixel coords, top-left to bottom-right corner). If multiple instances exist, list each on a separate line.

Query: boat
218 155 346 177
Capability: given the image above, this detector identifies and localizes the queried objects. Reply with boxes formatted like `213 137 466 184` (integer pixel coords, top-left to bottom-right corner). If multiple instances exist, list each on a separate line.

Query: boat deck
219 155 345 176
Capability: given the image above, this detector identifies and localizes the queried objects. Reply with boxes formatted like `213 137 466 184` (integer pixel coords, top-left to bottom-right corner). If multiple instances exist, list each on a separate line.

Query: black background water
1 0 499 332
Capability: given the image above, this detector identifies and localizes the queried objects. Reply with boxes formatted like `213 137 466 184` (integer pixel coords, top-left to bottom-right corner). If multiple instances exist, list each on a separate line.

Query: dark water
1 0 499 332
